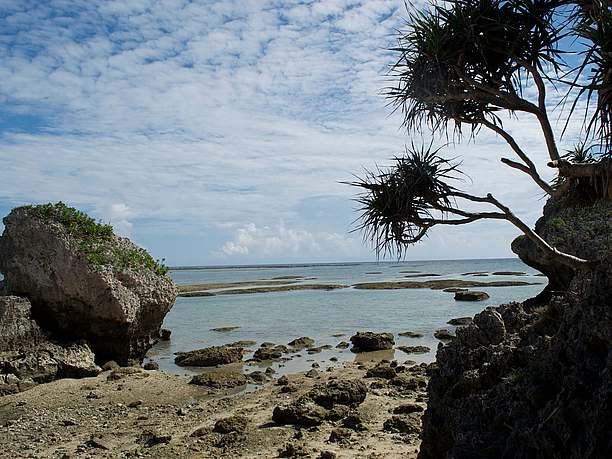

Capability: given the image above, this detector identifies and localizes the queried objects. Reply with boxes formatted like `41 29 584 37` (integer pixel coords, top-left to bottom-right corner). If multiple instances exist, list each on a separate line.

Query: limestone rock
189 371 247 389
454 290 490 301
0 204 177 365
175 345 243 367
308 379 367 408
350 331 395 352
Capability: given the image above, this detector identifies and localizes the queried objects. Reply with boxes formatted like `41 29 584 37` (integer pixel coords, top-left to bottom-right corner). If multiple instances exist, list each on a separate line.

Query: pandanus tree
352 0 611 269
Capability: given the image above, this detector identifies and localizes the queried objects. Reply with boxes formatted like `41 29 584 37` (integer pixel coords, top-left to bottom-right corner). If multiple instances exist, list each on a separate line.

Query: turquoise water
150 258 545 376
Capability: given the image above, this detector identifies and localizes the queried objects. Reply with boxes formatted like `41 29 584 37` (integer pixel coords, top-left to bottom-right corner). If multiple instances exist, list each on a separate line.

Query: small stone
128 400 143 408
277 375 289 386
305 369 319 378
328 428 351 443
159 328 171 340
143 361 159 370
213 415 248 434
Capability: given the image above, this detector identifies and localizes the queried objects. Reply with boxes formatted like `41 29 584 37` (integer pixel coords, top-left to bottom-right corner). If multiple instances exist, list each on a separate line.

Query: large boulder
0 203 177 365
350 331 394 352
0 295 100 395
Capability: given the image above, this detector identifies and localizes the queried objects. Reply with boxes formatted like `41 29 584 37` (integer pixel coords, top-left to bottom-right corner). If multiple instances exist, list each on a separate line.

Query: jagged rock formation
421 198 612 458
0 203 177 365
512 196 610 302
0 296 100 395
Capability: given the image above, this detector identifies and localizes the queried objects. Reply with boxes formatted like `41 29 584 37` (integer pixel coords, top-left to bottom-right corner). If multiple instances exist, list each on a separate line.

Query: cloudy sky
0 0 582 266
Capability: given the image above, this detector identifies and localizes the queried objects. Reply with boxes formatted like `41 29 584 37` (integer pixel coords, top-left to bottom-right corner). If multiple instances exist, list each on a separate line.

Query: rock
365 363 397 379
277 442 310 457
305 369 319 378
390 374 427 392
246 371 268 384
442 288 468 293
0 296 45 351
272 396 328 427
328 427 351 443
398 331 424 338
473 308 506 344
335 341 349 349
308 379 367 408
393 403 424 414
175 345 243 367
454 290 490 301
343 413 367 431
397 345 431 354
143 361 159 370
311 362 320 368
277 375 289 386
137 430 172 447
288 337 315 349
434 329 455 341
447 317 473 326
128 400 143 408
107 366 142 381
159 328 171 340
253 345 288 361
210 326 240 332
383 415 421 434
350 332 395 352
0 296 100 393
492 271 526 276
227 340 257 348
319 451 337 459
329 356 338 362
1 339 100 395
326 404 351 421
189 372 247 389
213 415 248 434
280 383 299 393
101 361 120 371
0 204 177 365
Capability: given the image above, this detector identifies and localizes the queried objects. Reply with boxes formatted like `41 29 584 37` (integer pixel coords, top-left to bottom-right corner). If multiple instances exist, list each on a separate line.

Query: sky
0 0 587 266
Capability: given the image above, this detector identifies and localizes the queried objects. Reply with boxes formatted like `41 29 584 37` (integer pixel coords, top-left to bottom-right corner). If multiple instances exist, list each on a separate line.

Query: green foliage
24 202 169 276
348 144 461 257
389 0 563 133
566 0 612 149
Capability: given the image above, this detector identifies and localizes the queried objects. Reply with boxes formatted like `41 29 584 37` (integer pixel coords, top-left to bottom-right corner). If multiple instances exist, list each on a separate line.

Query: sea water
149 258 545 376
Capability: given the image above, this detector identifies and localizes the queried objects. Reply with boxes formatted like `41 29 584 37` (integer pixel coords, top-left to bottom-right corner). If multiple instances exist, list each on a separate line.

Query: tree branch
480 119 553 195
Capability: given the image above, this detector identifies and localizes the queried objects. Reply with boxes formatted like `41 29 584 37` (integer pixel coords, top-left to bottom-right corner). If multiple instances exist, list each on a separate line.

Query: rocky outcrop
512 196 611 302
0 296 100 395
350 332 394 352
0 204 177 365
454 290 489 301
419 268 612 458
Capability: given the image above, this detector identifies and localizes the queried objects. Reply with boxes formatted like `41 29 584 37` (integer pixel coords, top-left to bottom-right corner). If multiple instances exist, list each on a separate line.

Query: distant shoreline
169 257 521 271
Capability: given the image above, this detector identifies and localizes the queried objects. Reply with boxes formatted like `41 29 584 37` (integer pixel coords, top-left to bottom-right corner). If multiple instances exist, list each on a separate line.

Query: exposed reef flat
179 284 347 297
179 280 298 293
352 279 541 290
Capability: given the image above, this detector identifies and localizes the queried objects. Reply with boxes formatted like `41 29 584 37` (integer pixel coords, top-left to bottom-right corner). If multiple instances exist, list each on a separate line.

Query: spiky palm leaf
389 0 564 134
350 144 461 257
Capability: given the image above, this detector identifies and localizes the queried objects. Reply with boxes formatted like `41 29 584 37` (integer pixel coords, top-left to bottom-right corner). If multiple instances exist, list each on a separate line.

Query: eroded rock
350 332 395 352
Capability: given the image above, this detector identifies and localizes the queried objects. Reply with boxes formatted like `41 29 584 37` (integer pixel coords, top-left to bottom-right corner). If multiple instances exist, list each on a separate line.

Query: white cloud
0 0 591 264
216 222 364 261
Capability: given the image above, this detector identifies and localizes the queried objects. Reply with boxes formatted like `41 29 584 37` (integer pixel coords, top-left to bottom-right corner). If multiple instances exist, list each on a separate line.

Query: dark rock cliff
420 197 611 458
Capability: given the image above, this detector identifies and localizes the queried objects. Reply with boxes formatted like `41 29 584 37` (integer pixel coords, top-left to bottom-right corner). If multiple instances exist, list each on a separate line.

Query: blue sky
0 0 587 266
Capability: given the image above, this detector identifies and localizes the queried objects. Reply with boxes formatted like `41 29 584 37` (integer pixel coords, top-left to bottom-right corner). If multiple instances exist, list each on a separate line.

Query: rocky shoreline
0 358 430 458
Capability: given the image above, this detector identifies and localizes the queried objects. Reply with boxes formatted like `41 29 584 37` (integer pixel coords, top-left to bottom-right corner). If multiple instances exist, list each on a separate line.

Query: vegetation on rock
24 202 169 276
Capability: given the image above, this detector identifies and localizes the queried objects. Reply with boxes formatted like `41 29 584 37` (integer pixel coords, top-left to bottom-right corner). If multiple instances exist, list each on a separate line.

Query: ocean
149 258 545 376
